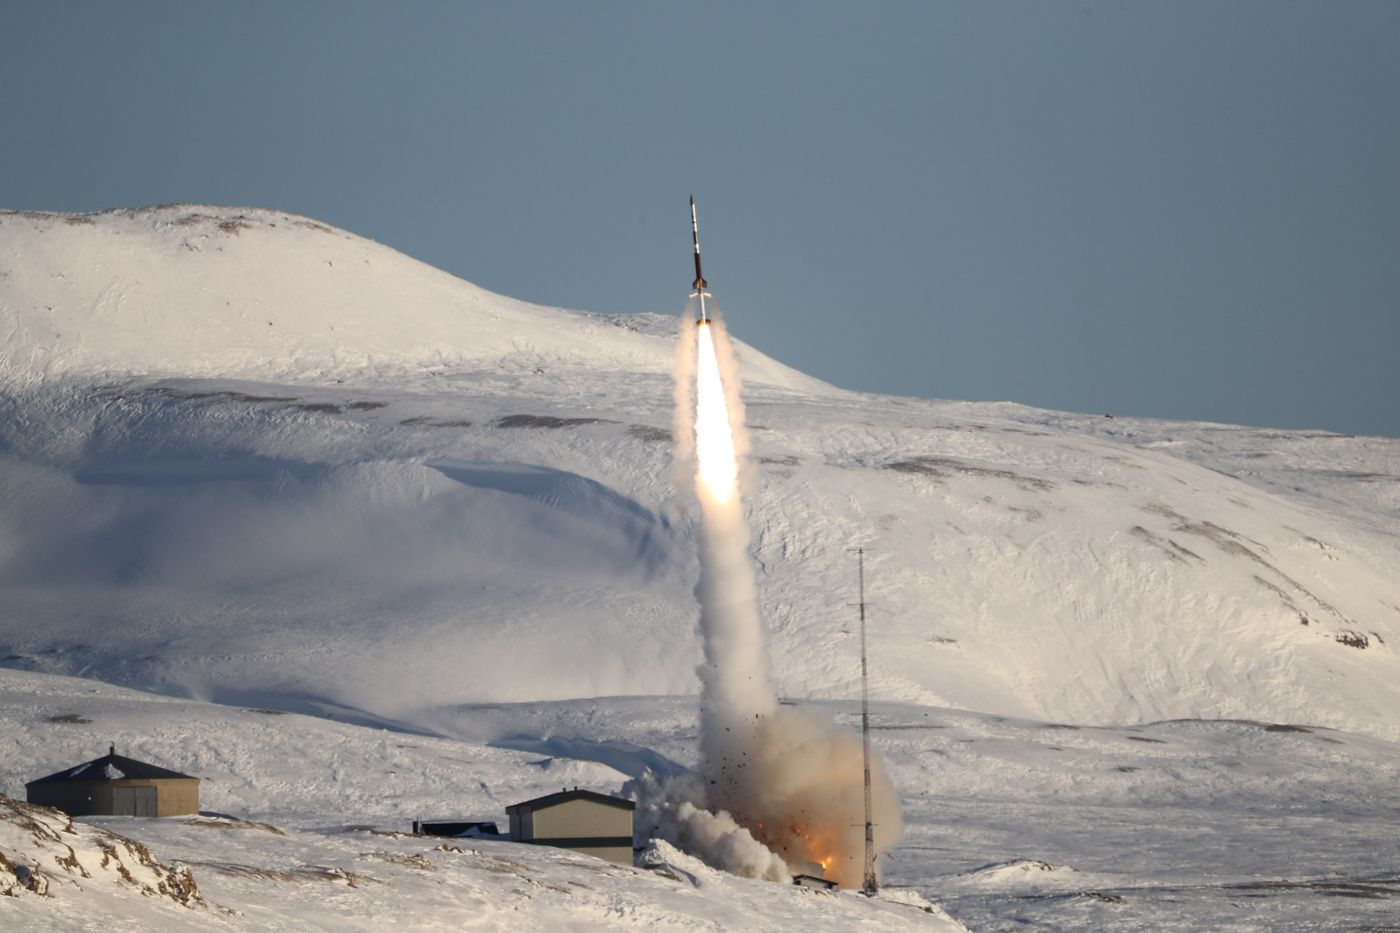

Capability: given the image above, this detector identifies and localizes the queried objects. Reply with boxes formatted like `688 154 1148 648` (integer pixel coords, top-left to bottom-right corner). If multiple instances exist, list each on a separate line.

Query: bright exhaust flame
694 323 737 505
631 305 902 891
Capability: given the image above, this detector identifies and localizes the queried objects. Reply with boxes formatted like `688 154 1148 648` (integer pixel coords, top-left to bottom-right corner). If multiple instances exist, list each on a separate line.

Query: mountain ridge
0 205 828 393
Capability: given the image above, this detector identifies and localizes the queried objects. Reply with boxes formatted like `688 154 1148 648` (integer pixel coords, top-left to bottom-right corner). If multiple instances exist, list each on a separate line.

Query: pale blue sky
3 1 1398 435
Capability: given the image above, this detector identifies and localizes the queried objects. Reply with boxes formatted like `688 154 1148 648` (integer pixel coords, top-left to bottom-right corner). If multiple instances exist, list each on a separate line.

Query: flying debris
690 195 711 325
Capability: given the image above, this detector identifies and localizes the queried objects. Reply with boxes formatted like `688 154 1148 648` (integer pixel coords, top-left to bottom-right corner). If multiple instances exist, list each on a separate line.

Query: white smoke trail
642 304 902 889
692 320 776 760
670 315 697 493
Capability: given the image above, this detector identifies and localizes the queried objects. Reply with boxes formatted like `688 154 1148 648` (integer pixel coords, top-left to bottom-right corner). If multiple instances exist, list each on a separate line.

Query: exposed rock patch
886 456 1055 491
493 414 615 429
0 795 202 906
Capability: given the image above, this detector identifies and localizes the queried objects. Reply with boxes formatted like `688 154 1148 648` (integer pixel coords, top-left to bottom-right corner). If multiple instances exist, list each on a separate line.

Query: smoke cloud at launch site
636 306 902 888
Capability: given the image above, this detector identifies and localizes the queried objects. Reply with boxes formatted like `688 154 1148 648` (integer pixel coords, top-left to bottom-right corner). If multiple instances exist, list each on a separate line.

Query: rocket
690 195 711 325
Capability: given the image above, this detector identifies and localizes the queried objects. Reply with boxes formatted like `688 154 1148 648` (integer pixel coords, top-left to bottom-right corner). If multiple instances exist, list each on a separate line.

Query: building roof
506 788 635 814
26 746 197 785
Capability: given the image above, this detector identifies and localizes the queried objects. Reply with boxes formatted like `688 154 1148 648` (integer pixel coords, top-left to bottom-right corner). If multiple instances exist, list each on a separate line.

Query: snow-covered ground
3 205 1399 929
0 667 962 931
3 667 1398 930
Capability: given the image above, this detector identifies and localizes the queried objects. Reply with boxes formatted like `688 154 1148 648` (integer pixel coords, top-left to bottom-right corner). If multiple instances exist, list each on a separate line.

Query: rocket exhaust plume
638 200 902 888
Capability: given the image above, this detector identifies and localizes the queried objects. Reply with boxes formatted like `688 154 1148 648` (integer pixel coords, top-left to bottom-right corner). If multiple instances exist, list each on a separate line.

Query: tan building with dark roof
506 789 635 865
26 745 199 817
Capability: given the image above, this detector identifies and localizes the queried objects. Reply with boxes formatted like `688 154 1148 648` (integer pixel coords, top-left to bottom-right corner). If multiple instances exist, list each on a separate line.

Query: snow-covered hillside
0 206 823 391
0 667 963 931
3 667 1398 930
2 205 1398 744
4 205 1400 930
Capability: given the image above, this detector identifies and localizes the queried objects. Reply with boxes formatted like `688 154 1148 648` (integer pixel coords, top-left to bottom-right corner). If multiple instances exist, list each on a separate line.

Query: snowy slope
1 204 1398 746
0 668 968 931
4 667 1399 930
0 206 825 391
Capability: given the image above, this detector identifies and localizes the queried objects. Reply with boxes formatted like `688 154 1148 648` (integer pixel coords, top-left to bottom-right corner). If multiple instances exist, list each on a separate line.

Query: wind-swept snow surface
3 205 1400 928
0 669 967 931
2 205 1398 745
3 668 1399 930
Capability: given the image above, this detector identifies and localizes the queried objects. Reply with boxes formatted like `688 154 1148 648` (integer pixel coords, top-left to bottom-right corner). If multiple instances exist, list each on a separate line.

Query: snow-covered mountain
2 204 1398 741
0 205 823 386
5 205 1400 930
0 206 822 390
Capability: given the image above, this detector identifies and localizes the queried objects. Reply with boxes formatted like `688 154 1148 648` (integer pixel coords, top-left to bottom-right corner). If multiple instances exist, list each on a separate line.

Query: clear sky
3 1 1398 436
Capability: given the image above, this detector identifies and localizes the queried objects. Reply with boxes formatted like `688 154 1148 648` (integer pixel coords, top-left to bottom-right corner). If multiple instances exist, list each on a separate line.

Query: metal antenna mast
854 545 878 897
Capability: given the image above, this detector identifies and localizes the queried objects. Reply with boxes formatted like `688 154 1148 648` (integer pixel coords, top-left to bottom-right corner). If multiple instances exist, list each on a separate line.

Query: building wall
150 778 200 816
26 778 199 817
531 799 632 841
508 809 531 841
520 799 634 865
27 781 111 816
